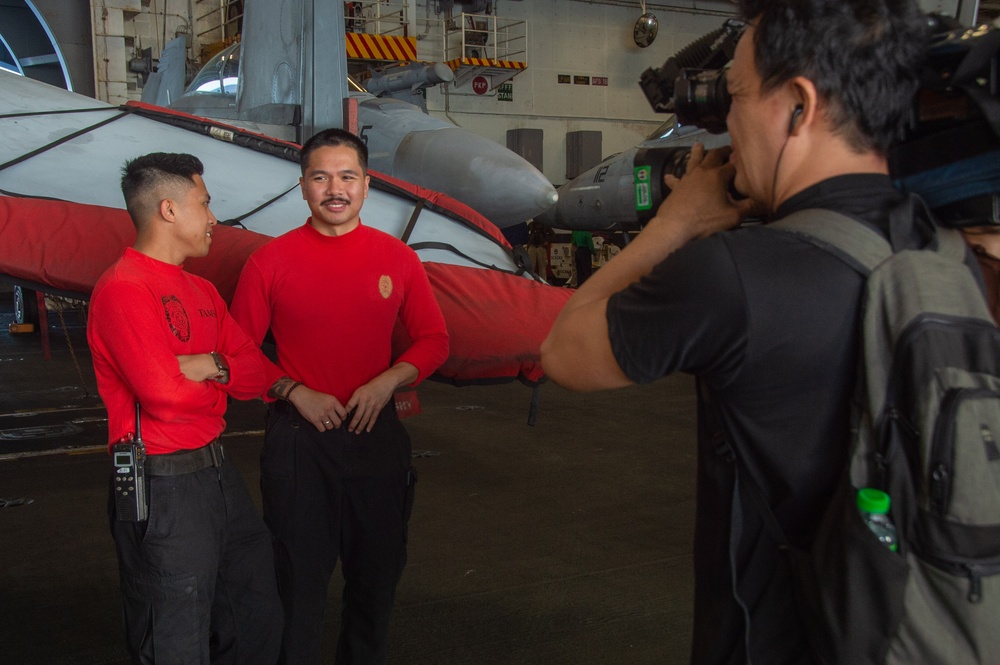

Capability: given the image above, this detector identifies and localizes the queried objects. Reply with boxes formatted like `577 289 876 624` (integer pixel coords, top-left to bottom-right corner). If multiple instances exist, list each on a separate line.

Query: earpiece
788 105 804 134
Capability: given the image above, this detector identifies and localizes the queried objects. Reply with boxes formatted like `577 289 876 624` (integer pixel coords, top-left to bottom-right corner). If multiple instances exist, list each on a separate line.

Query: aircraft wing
0 71 572 385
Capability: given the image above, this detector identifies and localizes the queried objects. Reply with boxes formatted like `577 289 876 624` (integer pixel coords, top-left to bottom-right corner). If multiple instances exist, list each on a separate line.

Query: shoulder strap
935 223 974 263
769 208 892 275
771 202 971 272
714 208 893 549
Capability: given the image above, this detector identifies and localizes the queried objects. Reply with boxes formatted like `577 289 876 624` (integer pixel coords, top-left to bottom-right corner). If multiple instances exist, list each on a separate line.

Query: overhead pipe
568 0 736 18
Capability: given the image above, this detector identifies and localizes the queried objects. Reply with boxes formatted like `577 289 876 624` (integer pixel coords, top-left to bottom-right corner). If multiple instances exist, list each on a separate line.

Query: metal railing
345 1 409 37
193 0 243 41
421 13 527 63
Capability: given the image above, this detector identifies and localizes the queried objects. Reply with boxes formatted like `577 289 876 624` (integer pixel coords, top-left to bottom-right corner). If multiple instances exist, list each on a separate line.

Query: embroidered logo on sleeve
378 275 393 299
162 295 191 342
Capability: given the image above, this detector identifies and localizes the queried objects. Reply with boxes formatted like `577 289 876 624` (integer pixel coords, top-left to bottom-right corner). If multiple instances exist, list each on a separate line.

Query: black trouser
108 456 282 665
263 401 415 665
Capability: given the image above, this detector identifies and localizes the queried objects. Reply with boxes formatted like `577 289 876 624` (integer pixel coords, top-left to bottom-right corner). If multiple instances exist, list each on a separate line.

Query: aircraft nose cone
394 128 557 228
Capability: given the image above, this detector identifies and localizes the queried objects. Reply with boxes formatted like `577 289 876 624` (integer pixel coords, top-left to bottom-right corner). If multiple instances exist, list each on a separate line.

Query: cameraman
541 1 928 663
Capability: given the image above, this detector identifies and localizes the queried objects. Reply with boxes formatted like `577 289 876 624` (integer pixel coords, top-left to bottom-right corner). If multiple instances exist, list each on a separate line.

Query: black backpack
734 201 1000 664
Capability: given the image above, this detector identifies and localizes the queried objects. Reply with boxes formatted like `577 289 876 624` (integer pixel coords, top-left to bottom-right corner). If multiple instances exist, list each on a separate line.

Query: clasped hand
289 375 397 434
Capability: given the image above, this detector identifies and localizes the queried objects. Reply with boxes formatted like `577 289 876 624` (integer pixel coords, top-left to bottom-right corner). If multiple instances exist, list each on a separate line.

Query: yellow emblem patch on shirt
378 275 393 299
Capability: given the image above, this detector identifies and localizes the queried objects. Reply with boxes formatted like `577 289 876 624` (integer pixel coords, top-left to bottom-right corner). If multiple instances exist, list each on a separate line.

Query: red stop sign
472 76 489 95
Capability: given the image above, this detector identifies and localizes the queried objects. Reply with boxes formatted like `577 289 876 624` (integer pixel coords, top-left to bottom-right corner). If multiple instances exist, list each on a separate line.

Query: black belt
271 399 319 424
146 439 225 476
271 399 297 416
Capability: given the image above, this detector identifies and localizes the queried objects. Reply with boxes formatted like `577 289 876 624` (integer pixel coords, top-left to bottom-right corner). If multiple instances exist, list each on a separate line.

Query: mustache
321 196 350 206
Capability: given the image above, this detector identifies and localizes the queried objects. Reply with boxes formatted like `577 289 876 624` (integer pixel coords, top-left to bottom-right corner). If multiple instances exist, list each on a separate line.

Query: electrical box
566 130 602 179
507 128 544 171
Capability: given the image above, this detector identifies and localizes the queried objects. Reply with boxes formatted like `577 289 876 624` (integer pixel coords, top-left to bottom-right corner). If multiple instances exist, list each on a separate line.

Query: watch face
634 13 659 48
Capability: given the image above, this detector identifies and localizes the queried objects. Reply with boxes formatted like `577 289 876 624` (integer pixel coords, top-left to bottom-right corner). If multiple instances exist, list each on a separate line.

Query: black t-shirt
607 174 907 665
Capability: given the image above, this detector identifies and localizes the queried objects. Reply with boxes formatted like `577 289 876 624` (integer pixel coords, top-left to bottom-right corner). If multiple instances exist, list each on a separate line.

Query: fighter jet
536 120 731 231
151 0 557 229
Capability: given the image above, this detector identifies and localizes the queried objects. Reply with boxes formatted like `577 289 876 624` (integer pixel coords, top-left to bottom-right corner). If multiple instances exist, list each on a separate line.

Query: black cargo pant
263 400 416 665
108 456 283 664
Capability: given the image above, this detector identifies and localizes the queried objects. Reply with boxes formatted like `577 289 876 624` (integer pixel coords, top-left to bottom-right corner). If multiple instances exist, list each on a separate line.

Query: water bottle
857 488 898 552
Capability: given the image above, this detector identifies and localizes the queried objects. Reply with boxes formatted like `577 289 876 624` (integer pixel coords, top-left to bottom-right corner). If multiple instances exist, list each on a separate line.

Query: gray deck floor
0 291 698 664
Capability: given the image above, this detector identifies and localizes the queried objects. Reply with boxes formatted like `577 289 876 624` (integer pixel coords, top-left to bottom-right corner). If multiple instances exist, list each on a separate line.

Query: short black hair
300 128 369 176
120 152 204 228
737 0 929 155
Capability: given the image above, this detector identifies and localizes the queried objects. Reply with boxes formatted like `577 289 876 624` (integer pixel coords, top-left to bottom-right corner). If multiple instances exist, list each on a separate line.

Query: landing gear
13 286 39 328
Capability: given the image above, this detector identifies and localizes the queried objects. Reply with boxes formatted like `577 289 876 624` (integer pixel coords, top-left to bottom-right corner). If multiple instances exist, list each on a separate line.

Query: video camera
635 14 1000 228
638 18 744 135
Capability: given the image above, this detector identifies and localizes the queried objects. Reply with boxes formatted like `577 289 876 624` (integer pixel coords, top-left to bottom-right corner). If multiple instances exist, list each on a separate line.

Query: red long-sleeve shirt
230 221 449 403
88 248 270 454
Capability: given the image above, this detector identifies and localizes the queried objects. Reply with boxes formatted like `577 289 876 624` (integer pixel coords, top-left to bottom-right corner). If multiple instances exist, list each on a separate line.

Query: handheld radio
112 402 147 522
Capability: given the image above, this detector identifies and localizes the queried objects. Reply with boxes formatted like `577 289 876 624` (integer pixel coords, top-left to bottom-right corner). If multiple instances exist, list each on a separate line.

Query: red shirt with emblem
88 248 269 454
230 221 449 404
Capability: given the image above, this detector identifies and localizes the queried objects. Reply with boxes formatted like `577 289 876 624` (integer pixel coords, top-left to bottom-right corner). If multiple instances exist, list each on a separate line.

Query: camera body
637 14 1000 227
633 147 695 223
638 19 743 132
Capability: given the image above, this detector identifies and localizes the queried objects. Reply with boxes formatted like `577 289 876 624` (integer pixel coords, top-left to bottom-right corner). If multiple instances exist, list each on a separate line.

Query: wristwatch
210 351 230 384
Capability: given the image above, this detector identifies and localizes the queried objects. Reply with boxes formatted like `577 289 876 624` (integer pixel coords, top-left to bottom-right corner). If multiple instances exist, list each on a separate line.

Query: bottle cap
857 488 891 514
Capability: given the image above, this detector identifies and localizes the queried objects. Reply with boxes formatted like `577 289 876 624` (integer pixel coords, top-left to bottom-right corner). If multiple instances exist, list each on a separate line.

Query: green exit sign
498 82 513 101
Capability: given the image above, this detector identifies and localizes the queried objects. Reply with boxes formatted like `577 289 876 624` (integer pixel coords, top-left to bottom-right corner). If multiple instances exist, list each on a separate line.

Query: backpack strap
715 208 895 550
769 208 891 275
935 222 974 263
771 204 973 278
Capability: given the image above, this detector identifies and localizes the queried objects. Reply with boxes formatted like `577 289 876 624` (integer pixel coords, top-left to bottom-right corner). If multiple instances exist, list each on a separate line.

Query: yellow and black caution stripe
345 33 416 61
446 57 527 71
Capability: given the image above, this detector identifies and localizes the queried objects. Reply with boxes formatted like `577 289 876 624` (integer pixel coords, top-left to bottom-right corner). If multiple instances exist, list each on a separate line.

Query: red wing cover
404 263 571 384
1 196 570 384
0 196 269 302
